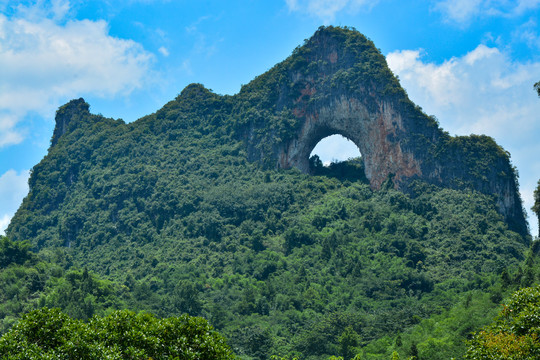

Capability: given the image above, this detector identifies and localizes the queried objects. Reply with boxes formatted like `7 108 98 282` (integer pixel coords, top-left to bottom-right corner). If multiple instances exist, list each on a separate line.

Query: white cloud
0 215 11 236
435 0 483 23
513 0 540 15
158 46 169 56
285 0 377 23
0 113 24 147
2 0 72 21
387 45 540 236
513 19 540 50
387 45 540 139
435 0 540 24
0 169 30 235
0 1 154 148
181 59 193 76
185 15 211 34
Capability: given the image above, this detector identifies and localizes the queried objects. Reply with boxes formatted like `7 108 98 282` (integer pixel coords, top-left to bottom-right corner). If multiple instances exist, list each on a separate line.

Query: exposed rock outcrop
239 26 528 236
50 98 90 148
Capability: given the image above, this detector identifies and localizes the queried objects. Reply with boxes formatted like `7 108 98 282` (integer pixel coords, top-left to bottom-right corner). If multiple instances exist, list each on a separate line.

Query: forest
2 26 540 359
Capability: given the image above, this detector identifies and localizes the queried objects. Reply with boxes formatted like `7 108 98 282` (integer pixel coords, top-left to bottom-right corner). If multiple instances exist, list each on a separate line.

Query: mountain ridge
44 25 528 237
4 25 533 359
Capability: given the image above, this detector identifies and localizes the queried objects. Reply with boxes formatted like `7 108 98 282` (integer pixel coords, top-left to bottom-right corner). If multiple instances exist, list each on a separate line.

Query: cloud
513 18 540 49
0 114 24 147
434 0 483 23
0 169 30 235
0 215 10 236
13 0 72 21
387 45 540 140
181 60 193 76
158 46 169 56
0 1 154 148
387 45 540 235
285 0 377 23
435 0 540 24
185 15 211 34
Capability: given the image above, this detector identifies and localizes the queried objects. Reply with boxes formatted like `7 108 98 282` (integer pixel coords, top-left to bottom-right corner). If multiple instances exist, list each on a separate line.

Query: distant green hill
4 26 534 359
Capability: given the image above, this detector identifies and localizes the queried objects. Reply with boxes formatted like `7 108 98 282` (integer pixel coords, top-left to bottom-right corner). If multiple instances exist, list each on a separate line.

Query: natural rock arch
42 26 528 237
278 96 421 190
241 26 527 235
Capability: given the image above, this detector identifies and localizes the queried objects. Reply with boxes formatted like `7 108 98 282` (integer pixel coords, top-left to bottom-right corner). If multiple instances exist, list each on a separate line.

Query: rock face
239 26 528 236
279 95 422 190
241 26 441 189
50 98 90 147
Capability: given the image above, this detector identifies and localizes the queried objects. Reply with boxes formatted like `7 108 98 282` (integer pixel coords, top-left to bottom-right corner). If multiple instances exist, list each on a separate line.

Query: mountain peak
235 27 527 235
178 83 215 100
50 98 90 148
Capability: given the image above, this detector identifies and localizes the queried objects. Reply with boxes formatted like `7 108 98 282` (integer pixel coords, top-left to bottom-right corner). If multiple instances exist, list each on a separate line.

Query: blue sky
1 0 539 236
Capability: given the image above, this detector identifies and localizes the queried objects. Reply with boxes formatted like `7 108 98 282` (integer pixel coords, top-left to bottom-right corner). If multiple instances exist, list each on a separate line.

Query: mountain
238 27 526 235
4 26 533 359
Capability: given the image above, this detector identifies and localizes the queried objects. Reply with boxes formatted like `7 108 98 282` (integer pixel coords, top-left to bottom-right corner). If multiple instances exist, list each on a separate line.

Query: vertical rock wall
241 26 528 237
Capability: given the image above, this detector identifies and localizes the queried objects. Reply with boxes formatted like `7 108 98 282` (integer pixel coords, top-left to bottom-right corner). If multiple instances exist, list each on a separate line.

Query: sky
1 0 539 236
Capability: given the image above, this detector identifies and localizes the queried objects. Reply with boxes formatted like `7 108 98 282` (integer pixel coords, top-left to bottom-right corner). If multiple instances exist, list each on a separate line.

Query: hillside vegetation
3 26 536 359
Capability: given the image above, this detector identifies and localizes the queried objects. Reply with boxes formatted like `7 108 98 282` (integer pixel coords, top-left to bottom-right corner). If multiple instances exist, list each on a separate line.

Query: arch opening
310 134 361 166
308 134 366 182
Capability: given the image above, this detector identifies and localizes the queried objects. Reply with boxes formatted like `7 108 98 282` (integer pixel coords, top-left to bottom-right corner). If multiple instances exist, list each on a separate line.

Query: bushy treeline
0 307 233 359
2 236 540 359
4 92 532 358
2 172 535 359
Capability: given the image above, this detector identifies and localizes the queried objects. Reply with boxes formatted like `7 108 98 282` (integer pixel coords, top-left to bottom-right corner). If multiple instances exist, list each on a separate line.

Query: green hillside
3 26 536 359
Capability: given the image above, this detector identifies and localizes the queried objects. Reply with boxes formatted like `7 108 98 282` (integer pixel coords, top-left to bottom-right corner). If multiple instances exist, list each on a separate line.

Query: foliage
535 81 540 97
465 286 540 359
5 173 528 358
0 236 34 269
2 26 533 359
0 307 234 359
0 243 126 334
533 179 540 237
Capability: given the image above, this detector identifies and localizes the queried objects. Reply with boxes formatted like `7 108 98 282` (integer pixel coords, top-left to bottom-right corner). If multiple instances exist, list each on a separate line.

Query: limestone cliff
50 98 91 148
237 26 527 236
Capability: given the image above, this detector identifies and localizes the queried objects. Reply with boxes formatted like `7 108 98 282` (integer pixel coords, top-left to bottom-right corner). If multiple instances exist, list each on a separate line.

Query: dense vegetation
2 27 536 359
465 285 540 359
534 180 540 238
3 169 532 359
0 307 233 359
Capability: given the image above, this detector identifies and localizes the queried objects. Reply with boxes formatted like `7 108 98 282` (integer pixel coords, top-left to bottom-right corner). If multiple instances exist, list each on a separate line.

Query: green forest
2 26 540 359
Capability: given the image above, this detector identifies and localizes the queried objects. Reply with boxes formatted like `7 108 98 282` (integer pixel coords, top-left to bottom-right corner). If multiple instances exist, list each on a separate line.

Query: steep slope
5 26 532 359
234 26 526 235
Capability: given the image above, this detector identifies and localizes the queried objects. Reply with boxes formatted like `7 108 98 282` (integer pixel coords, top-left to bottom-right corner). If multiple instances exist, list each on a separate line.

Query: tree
339 326 360 360
465 286 540 359
533 179 540 238
0 308 234 359
410 343 419 360
0 236 34 269
535 81 540 97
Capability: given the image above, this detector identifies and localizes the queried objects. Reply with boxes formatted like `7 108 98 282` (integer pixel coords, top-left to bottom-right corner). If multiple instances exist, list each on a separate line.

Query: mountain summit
231 26 526 235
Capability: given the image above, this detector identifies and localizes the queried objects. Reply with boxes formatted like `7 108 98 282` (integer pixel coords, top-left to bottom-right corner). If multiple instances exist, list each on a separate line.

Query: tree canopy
534 179 540 238
0 308 234 359
465 285 540 359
